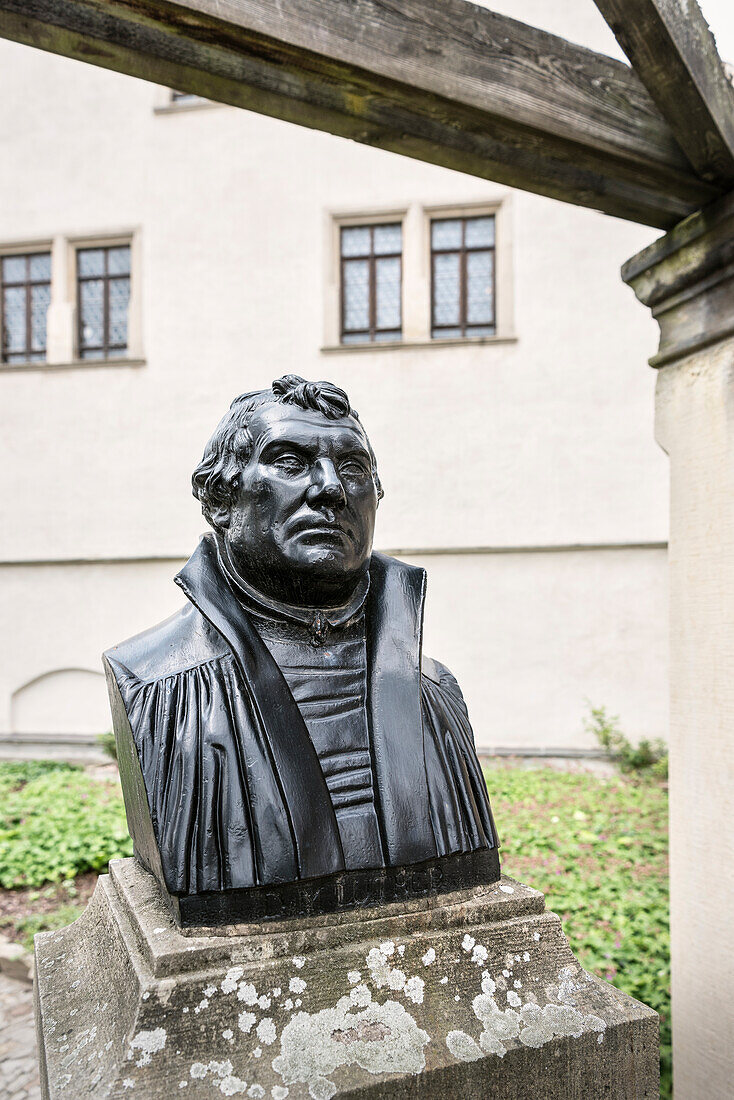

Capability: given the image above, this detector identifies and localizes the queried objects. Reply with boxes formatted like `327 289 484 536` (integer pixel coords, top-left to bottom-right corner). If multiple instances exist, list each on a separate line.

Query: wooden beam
593 0 734 186
0 0 723 228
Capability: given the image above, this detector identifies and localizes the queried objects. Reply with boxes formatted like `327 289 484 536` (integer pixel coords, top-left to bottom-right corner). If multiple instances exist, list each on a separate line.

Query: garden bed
0 761 132 949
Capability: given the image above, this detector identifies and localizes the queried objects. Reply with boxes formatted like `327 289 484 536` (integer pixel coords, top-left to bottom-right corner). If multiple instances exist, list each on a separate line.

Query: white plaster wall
12 669 109 736
0 561 185 737
0 0 669 749
410 548 668 750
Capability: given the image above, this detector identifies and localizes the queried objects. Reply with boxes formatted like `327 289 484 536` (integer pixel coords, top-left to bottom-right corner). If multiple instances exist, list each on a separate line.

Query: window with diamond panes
77 244 130 359
431 215 495 339
1 252 51 364
340 224 402 344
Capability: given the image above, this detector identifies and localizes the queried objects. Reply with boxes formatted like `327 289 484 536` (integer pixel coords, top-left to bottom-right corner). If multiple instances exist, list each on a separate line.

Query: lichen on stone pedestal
34 858 659 1099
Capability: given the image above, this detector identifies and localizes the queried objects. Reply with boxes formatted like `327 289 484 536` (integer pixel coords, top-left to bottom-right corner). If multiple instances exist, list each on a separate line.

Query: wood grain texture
593 0 734 185
0 0 723 227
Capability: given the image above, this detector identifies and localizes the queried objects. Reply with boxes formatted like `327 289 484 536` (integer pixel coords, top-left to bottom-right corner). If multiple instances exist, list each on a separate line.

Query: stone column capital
622 190 734 368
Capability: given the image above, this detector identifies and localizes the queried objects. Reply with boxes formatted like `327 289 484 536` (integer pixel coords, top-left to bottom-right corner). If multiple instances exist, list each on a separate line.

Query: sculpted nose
307 458 347 509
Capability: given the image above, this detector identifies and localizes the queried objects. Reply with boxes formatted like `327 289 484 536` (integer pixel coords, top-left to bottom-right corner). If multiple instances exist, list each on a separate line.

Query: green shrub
0 760 80 799
484 764 671 1098
0 765 132 888
97 731 118 762
584 702 668 779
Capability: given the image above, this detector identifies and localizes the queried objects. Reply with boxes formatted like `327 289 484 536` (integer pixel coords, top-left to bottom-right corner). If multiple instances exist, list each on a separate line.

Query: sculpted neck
217 534 370 613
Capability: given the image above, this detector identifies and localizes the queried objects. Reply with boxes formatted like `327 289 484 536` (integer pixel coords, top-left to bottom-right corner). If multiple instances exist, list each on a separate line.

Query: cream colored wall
0 0 668 752
412 547 668 751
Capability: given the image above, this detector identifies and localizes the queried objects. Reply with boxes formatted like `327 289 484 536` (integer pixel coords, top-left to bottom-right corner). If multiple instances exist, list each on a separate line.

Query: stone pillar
623 191 734 1100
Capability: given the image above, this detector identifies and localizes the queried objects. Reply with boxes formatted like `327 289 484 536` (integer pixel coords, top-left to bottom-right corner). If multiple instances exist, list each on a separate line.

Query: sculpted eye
272 453 307 473
340 459 369 477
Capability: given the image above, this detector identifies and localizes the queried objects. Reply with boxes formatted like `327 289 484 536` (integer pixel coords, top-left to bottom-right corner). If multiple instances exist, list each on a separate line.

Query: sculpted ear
208 473 241 530
209 502 232 529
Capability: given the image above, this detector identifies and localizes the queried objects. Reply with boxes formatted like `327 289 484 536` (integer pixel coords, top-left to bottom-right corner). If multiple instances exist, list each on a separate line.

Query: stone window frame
0 229 144 373
322 198 515 353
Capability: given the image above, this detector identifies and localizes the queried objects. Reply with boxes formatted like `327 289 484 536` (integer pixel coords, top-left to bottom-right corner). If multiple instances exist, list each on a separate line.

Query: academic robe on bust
104 533 499 917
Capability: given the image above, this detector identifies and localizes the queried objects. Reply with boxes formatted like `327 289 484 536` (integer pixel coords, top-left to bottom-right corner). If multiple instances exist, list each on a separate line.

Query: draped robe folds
104 535 499 900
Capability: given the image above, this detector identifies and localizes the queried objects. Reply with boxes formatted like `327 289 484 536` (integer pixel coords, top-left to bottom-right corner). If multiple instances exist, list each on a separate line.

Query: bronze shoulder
103 602 230 684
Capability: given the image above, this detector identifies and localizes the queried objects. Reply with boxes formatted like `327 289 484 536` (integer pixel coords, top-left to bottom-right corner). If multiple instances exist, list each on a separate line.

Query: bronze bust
104 376 499 924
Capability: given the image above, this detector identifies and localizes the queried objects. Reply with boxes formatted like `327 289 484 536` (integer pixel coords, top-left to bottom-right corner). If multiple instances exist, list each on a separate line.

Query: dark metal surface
177 848 501 926
105 376 500 924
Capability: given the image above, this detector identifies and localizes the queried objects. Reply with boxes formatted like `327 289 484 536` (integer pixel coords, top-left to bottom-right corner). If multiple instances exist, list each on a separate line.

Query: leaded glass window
1 252 51 364
340 223 402 344
431 215 495 339
77 244 130 360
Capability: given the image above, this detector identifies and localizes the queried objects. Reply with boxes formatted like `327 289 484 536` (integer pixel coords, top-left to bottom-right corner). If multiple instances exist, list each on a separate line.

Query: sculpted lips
296 525 350 541
290 516 354 544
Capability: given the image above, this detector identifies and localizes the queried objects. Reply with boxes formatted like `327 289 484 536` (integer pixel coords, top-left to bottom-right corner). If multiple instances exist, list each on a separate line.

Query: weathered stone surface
35 858 658 1098
624 188 734 1099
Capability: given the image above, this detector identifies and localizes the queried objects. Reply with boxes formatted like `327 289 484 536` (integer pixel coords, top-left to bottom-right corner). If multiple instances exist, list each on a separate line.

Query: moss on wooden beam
0 0 724 227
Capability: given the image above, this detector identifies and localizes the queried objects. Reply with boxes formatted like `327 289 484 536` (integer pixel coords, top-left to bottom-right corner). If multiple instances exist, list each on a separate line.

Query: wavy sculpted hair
192 375 383 529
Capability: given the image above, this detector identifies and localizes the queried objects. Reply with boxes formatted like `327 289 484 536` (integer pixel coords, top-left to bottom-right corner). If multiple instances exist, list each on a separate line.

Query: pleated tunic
104 535 498 897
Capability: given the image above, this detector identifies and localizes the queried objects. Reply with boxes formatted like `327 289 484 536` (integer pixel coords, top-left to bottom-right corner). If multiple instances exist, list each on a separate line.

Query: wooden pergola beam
593 0 734 186
0 0 723 228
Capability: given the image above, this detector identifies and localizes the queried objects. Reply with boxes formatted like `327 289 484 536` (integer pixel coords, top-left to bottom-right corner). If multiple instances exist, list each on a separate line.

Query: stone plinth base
34 858 658 1098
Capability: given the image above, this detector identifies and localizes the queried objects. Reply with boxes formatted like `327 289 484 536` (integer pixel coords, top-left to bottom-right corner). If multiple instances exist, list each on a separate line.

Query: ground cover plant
485 762 670 1098
0 761 132 890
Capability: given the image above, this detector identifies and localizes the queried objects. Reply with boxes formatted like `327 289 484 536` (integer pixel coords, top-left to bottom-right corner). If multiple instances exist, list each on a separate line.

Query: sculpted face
220 401 379 605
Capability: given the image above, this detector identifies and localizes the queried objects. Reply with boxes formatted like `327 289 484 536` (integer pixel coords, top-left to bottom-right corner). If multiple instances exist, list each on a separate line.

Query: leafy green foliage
0 760 80 798
584 702 668 779
485 764 670 1098
0 764 132 888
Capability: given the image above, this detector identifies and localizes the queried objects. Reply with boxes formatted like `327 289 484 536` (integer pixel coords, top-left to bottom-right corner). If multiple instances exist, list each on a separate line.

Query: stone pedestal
34 858 657 1098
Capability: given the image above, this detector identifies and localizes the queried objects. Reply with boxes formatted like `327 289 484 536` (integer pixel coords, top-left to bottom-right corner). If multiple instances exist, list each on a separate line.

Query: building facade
0 1 668 761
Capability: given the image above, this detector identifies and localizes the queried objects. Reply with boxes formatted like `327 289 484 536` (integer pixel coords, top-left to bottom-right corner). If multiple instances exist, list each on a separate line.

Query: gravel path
0 974 41 1100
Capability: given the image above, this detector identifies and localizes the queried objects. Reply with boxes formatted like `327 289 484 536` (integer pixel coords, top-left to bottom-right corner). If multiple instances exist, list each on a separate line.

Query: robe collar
176 534 438 872
213 534 370 645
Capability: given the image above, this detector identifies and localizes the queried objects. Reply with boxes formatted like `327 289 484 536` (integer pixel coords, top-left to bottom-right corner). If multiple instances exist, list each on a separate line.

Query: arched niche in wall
11 668 109 736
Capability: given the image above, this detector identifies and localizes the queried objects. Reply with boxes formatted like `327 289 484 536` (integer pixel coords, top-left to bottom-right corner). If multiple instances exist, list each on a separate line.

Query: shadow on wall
11 668 109 737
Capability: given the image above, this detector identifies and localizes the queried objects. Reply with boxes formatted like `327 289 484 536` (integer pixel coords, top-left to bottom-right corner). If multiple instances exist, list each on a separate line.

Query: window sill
0 357 146 374
153 99 224 115
321 335 517 353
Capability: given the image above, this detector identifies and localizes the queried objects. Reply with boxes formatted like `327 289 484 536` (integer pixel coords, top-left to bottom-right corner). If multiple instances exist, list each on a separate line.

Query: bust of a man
104 376 499 924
